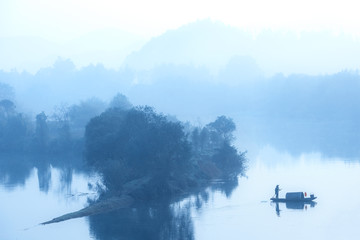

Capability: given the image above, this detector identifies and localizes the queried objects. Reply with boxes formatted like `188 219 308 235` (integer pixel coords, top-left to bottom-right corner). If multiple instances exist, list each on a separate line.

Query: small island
42 106 246 224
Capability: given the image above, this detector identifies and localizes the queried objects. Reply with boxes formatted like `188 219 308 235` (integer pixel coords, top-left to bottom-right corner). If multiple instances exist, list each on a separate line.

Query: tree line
0 86 132 154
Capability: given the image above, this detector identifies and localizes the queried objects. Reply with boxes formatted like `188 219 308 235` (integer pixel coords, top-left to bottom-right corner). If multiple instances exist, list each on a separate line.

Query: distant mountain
4 20 360 76
123 20 251 73
0 29 146 73
62 29 146 69
123 19 360 76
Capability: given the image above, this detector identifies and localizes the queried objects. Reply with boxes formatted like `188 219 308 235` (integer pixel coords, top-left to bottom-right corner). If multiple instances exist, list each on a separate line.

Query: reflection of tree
210 177 239 198
37 163 52 193
194 190 209 210
89 202 194 240
59 167 73 194
88 179 240 240
0 155 32 187
0 154 85 193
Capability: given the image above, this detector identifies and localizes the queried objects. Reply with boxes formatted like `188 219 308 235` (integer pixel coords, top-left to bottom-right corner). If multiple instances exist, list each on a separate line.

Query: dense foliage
85 106 192 194
0 92 131 154
85 107 245 199
0 99 30 152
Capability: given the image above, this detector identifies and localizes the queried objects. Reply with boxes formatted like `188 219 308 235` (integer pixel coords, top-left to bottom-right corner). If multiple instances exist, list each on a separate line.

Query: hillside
123 19 360 76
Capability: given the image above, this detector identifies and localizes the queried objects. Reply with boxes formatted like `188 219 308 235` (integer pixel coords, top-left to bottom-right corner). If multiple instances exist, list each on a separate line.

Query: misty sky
2 0 360 75
2 0 360 42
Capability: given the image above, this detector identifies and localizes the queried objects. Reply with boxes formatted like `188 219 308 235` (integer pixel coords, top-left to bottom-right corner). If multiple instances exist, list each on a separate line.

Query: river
1 118 360 239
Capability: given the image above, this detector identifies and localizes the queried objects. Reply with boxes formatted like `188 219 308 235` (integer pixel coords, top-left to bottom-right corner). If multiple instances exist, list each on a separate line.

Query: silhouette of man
275 185 281 199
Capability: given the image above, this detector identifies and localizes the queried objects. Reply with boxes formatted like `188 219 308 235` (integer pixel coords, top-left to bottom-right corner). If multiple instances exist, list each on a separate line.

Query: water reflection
0 154 84 192
37 163 52 193
273 201 317 217
0 154 33 188
209 177 239 198
59 167 74 194
88 179 239 240
89 203 194 240
0 153 240 240
275 202 280 217
1 148 360 240
0 155 95 240
285 201 317 210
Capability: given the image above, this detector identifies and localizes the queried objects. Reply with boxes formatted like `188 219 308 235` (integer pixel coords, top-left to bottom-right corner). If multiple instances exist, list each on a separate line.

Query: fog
1 21 360 158
2 20 360 75
2 20 360 120
0 29 146 73
1 14 360 240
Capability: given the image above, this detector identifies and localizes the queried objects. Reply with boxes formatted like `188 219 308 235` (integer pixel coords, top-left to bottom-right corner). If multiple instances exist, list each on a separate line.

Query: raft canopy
285 192 304 200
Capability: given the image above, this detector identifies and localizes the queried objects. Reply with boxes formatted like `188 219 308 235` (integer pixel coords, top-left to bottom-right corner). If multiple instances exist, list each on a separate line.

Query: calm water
193 146 360 240
1 145 359 240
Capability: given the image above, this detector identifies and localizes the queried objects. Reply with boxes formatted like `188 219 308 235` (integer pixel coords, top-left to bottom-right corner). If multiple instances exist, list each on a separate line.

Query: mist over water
193 150 360 240
1 144 359 239
1 15 360 240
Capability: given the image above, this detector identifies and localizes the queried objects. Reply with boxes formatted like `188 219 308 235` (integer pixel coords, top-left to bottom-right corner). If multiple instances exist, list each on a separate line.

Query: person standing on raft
275 185 281 199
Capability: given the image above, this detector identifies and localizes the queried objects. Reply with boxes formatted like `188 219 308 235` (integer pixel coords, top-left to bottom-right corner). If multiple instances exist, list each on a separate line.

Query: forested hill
2 64 360 157
85 106 246 200
41 106 246 225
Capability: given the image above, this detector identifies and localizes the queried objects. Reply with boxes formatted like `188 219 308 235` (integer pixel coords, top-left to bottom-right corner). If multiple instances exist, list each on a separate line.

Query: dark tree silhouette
109 93 132 110
85 106 192 196
35 112 49 150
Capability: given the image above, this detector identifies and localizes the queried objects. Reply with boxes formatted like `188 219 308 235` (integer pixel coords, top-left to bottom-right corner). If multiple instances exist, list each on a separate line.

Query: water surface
193 146 360 240
1 146 359 240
